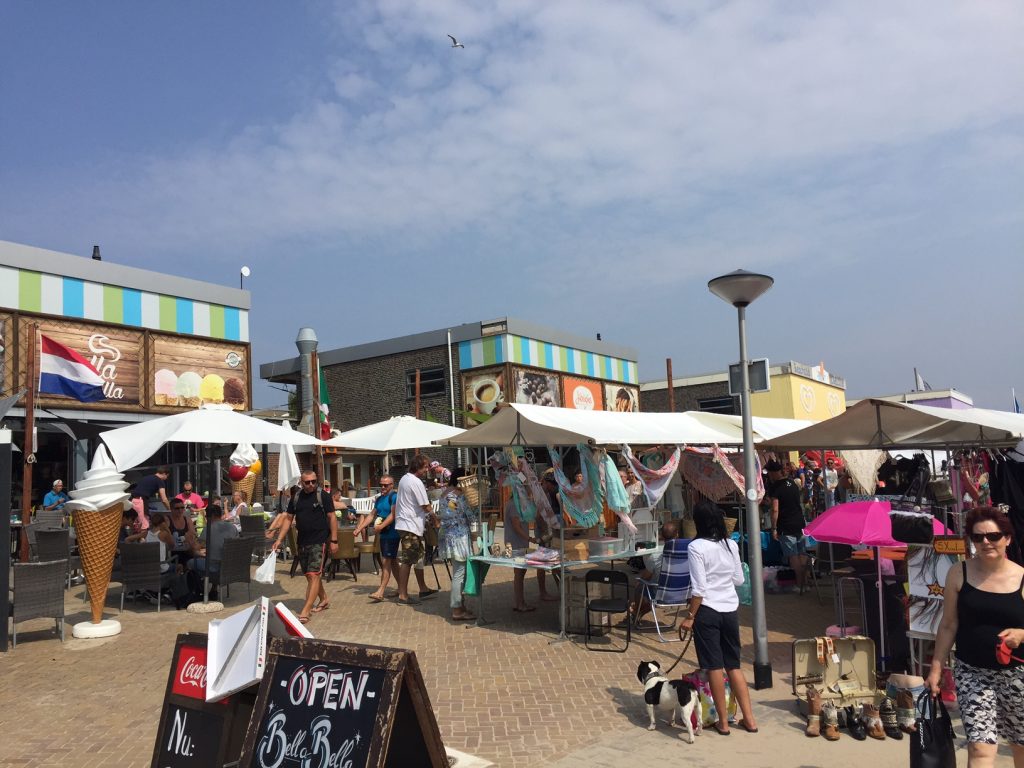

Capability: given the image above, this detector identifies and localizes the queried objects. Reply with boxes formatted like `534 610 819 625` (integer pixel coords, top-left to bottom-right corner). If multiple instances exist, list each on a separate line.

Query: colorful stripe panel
458 334 636 384
0 266 248 342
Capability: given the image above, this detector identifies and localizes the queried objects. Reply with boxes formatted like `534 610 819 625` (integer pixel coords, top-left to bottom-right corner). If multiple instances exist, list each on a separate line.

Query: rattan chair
35 528 83 589
239 515 269 563
211 537 255 601
119 542 165 612
10 559 67 648
33 510 66 529
327 530 358 582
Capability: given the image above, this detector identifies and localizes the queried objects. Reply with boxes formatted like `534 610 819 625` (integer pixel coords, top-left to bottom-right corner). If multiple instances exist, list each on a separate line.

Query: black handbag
910 691 956 768
890 510 935 544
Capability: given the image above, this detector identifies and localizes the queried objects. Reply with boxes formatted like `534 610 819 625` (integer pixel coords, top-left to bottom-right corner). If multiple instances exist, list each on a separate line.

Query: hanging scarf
679 445 765 502
621 444 681 508
487 449 559 528
601 451 636 534
549 445 602 528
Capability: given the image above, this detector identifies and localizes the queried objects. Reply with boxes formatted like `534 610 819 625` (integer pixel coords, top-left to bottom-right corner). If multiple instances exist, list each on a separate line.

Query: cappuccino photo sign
151 633 258 768
239 638 447 768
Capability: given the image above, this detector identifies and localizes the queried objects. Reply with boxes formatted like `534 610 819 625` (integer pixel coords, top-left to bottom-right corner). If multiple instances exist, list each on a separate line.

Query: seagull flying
447 34 465 48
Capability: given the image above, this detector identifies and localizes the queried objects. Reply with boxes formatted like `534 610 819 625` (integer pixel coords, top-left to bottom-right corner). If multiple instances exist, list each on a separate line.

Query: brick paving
0 561 999 767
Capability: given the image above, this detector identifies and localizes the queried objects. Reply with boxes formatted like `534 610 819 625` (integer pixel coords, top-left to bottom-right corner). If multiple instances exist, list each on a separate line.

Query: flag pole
20 324 38 562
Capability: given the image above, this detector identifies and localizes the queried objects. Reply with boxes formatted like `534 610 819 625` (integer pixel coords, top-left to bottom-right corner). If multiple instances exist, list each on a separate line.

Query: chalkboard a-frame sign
238 637 447 768
151 633 257 768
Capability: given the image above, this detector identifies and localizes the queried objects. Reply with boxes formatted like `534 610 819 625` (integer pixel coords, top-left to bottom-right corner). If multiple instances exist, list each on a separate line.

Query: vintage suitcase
792 635 878 713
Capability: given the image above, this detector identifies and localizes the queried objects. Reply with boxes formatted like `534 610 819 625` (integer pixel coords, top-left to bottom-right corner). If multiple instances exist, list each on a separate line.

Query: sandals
512 605 536 613
452 613 476 621
712 723 731 736
311 601 331 614
298 614 310 624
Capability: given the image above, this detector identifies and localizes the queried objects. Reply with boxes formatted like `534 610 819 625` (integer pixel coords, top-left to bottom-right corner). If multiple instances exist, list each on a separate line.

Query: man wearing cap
43 480 69 512
766 460 809 593
429 460 451 489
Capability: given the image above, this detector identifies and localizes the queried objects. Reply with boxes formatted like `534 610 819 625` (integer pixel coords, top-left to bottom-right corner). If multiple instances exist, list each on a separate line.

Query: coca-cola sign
172 646 209 700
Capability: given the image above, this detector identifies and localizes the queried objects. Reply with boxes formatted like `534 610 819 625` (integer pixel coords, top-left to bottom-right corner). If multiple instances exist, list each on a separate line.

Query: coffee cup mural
473 378 501 414
462 369 506 424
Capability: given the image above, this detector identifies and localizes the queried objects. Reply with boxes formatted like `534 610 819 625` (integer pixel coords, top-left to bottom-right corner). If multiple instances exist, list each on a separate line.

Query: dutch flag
38 334 105 403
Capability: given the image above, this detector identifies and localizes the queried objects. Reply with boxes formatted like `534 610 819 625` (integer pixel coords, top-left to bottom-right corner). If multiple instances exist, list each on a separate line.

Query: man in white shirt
394 455 438 605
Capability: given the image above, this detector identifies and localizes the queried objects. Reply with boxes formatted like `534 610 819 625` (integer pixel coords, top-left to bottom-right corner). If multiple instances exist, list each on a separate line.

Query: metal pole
666 358 675 412
0 431 12 652
20 324 38 561
738 305 772 689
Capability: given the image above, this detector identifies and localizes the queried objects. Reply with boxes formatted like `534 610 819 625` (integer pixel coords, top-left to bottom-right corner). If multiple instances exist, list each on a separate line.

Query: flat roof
642 360 846 390
0 240 250 310
260 317 638 382
848 388 973 407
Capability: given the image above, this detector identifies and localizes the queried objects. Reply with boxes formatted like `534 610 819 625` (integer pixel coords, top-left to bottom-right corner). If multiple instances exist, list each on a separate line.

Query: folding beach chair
634 537 692 643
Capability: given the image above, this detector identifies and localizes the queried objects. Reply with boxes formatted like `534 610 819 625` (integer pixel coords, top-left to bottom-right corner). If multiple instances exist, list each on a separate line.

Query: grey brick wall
640 381 738 414
320 344 463 468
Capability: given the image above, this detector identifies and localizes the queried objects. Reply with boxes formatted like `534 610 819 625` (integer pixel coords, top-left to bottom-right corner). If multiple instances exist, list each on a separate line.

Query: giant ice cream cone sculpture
229 442 260 501
65 447 130 624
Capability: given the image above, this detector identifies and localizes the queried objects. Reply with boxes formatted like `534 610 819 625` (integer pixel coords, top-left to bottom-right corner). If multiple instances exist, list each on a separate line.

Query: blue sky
3 1 1022 410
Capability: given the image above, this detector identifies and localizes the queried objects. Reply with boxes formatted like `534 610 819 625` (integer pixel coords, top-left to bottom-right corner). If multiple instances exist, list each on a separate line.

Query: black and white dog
636 661 702 743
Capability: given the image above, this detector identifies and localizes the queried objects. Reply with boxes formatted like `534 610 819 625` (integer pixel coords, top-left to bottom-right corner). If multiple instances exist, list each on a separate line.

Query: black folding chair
585 569 631 652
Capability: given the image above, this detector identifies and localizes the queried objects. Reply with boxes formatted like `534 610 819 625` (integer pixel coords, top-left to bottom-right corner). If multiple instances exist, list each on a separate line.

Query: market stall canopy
100 405 322 470
321 416 465 452
436 403 810 448
767 399 1024 451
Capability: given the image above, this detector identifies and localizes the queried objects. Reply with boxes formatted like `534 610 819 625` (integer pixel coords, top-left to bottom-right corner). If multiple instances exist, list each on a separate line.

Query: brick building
260 318 638 486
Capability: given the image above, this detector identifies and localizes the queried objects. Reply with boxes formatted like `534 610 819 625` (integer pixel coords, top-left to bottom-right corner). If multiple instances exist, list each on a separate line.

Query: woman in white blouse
681 501 758 736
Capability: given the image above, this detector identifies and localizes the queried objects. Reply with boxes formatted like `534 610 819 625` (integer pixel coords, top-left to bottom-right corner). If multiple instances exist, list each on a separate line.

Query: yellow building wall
749 374 846 422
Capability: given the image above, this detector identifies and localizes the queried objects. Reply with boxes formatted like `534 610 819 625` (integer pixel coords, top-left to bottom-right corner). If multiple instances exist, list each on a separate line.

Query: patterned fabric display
678 445 764 502
549 446 602 528
621 444 681 508
601 451 636 533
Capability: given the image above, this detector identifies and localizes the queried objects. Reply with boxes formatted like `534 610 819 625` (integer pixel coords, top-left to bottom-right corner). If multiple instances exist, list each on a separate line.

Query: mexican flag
318 364 331 440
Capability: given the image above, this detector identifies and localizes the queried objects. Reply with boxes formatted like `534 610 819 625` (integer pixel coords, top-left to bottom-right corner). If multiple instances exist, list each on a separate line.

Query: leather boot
821 701 841 741
879 697 903 740
896 688 917 734
844 706 866 740
862 703 886 740
805 685 821 737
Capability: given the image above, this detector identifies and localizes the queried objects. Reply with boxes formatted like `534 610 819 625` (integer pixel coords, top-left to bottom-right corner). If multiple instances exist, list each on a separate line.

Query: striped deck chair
635 537 692 642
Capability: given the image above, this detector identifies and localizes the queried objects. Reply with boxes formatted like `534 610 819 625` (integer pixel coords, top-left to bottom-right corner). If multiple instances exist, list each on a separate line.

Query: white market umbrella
322 415 465 452
275 419 302 492
100 404 322 470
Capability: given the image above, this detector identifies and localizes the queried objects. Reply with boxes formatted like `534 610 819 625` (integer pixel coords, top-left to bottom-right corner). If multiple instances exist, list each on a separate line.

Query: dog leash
662 627 694 675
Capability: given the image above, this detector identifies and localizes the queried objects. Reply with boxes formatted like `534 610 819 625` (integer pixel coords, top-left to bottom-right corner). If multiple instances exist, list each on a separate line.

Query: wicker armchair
34 528 82 588
10 559 66 648
33 510 66 529
119 542 165 612
211 537 255 601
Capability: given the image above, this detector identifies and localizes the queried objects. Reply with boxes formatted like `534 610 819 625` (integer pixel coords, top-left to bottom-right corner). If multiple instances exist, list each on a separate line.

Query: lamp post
708 268 775 690
240 265 251 289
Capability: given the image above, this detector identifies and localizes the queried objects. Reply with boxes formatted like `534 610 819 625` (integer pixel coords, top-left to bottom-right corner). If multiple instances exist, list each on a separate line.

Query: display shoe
844 706 867 740
896 688 918 735
878 697 903 740
861 704 886 741
821 701 841 741
805 685 821 738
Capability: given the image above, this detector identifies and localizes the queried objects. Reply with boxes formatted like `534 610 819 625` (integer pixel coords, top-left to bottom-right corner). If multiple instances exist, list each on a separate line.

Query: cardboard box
554 526 599 542
566 541 590 561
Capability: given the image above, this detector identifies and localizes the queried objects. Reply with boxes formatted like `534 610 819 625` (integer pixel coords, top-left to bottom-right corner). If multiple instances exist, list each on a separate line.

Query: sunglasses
969 532 1006 544
301 480 318 486
380 482 393 487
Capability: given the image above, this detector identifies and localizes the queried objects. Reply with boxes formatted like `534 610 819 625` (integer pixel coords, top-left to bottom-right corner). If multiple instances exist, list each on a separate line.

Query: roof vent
91 245 101 261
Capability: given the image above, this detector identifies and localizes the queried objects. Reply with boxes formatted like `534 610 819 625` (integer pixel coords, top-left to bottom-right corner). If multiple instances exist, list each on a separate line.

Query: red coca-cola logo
172 646 208 700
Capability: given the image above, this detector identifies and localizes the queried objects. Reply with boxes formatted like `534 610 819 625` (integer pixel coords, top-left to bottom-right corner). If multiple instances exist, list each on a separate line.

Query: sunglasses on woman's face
969 532 1006 544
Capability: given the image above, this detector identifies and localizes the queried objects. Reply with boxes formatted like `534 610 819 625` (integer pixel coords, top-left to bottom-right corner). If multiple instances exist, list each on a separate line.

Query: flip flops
512 605 536 613
452 613 476 621
298 615 310 624
311 601 331 614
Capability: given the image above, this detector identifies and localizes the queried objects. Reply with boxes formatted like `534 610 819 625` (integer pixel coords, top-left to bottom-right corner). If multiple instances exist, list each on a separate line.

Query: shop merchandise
621 444 680 508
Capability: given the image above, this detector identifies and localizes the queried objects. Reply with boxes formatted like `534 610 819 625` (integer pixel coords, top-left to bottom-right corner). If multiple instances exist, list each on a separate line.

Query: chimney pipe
91 245 101 261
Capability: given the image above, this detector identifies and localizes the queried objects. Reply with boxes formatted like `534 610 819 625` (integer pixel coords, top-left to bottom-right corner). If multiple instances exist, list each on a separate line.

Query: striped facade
458 334 637 384
0 265 248 342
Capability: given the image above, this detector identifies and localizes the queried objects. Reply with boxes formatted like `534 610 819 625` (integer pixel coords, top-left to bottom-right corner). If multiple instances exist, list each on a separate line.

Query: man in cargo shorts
271 469 338 623
394 455 438 605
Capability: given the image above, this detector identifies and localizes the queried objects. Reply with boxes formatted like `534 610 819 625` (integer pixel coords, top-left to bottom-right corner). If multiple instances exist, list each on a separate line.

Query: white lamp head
708 269 774 308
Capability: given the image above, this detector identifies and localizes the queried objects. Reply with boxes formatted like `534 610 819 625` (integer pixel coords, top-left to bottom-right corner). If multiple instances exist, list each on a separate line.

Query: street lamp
708 268 774 690
240 265 251 289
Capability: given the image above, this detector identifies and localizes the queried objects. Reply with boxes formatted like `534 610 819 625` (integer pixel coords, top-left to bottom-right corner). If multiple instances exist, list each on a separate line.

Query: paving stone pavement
0 561 1007 767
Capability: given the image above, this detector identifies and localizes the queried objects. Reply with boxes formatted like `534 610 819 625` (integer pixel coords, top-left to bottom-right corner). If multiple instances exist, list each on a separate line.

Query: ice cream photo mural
150 336 249 410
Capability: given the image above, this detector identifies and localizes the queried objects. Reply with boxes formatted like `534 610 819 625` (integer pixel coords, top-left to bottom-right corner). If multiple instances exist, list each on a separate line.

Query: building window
406 367 446 399
698 396 736 414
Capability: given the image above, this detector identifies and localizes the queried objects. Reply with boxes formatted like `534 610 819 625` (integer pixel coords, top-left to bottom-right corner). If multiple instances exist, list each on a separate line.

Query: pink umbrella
803 500 949 665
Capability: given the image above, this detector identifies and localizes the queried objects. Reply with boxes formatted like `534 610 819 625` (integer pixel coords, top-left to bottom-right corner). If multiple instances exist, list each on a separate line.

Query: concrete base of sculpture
186 600 225 614
73 619 122 639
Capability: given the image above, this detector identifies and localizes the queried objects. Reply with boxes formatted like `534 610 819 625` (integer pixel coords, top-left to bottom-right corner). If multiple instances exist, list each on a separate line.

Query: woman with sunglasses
927 506 1024 766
